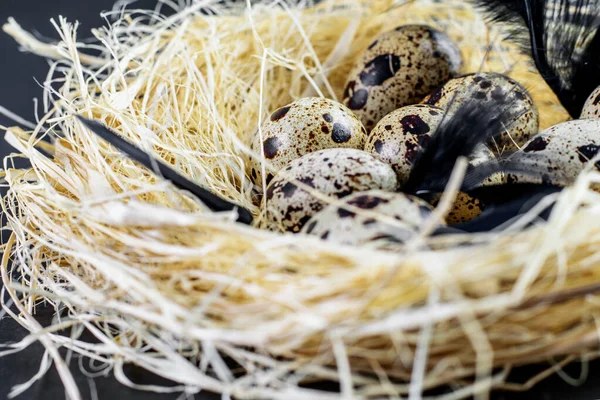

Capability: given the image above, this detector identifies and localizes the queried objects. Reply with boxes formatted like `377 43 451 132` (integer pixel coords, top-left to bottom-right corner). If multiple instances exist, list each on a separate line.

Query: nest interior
2 0 600 399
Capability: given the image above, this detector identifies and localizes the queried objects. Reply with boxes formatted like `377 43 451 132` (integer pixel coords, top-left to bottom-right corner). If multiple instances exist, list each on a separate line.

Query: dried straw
1 0 599 399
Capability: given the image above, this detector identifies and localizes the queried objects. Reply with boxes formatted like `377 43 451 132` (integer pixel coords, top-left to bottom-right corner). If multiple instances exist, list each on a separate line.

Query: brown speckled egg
301 190 440 249
249 97 367 185
428 145 505 225
469 144 506 186
265 149 398 233
364 104 446 187
423 72 539 153
343 25 462 132
504 119 600 187
581 86 600 120
430 192 483 225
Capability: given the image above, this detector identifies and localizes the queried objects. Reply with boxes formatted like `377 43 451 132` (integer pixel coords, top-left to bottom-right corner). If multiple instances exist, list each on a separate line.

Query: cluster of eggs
246 23 600 248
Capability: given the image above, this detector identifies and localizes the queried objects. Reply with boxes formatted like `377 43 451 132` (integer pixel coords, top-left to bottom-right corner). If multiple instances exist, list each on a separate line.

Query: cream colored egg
469 144 506 186
364 104 445 187
249 97 367 185
301 190 439 248
343 25 462 132
428 145 504 225
265 149 398 233
505 119 600 187
581 86 600 120
430 192 484 225
422 72 539 153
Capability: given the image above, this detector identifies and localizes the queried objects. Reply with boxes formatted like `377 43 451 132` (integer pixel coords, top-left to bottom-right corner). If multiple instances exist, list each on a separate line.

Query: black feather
469 0 535 55
431 183 561 234
403 86 525 194
472 0 600 118
76 116 254 225
545 0 600 117
471 0 528 27
462 182 561 209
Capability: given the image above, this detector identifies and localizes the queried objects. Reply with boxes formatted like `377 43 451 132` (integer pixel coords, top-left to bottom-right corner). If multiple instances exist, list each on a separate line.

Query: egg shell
469 144 506 186
301 190 438 248
364 104 445 187
249 97 367 185
505 119 600 187
430 192 483 225
343 25 462 132
265 149 398 233
422 72 539 153
581 86 600 120
427 145 504 224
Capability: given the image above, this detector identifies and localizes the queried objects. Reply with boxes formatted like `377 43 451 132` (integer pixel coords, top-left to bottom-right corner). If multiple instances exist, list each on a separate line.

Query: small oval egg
422 72 539 153
301 190 440 248
265 148 398 233
429 145 505 225
469 144 506 186
504 119 600 187
364 104 446 187
343 25 462 132
430 192 486 225
581 86 600 120
249 97 367 185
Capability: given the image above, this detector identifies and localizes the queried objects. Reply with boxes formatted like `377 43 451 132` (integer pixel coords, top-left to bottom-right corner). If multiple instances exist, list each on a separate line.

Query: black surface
1 1 600 399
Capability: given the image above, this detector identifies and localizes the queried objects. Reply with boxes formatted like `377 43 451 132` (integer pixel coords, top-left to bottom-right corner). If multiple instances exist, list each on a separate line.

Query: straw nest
2 0 600 399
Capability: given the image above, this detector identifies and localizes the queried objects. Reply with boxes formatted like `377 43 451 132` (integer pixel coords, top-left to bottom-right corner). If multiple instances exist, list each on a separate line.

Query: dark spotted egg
430 192 483 225
364 104 446 186
343 25 462 132
423 72 539 153
249 97 367 185
301 190 439 248
265 148 398 233
504 119 600 187
428 145 505 225
469 144 506 186
581 86 600 120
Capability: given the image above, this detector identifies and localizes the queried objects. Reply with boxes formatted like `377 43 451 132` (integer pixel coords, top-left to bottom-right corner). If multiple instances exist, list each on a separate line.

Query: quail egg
343 25 462 131
249 97 367 185
422 72 539 153
301 190 440 249
430 192 484 225
265 148 398 233
469 144 506 186
504 119 600 187
364 104 446 187
581 86 600 120
428 145 505 225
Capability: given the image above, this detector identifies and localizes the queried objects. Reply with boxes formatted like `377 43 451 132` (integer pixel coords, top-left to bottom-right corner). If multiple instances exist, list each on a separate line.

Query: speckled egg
422 72 539 153
428 145 505 225
265 149 398 233
469 144 506 186
343 25 462 132
430 192 483 225
249 97 367 185
504 119 600 187
301 190 440 248
364 104 446 186
581 86 600 120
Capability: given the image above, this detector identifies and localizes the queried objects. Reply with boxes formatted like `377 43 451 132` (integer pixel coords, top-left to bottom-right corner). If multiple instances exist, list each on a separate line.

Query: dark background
0 1 599 399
